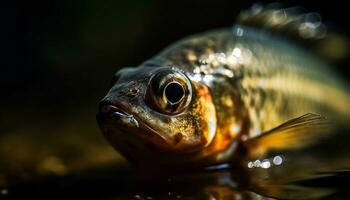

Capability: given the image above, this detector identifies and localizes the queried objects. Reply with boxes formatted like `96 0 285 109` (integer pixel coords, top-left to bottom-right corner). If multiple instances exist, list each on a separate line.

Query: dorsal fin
236 3 349 63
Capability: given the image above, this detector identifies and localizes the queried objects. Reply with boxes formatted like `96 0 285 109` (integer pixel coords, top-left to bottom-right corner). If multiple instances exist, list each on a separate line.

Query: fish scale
153 27 349 138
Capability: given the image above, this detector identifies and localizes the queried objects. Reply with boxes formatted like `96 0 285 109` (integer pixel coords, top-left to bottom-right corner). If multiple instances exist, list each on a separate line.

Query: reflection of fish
97 4 350 168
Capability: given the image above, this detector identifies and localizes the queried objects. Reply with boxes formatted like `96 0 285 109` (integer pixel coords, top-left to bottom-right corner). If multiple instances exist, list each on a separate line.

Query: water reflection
233 124 350 200
247 155 284 169
4 124 350 199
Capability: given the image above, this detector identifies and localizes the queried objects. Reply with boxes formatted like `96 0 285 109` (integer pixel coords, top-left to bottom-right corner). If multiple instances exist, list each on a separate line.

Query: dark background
0 0 349 197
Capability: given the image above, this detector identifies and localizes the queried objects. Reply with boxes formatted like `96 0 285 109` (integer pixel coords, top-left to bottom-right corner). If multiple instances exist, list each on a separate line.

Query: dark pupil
165 82 184 104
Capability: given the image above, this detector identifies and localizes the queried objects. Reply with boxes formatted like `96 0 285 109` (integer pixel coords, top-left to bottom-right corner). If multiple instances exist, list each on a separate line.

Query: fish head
97 66 217 165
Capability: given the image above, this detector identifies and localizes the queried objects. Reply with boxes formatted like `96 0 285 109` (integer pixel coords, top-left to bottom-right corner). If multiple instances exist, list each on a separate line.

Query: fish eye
146 68 192 114
164 82 185 105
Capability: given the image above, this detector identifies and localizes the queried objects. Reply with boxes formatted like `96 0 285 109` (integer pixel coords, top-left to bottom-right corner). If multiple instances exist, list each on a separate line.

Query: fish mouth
97 103 139 128
97 101 175 152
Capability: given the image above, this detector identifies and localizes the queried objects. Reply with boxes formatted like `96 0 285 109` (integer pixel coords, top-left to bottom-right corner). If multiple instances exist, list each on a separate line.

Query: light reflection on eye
247 155 284 169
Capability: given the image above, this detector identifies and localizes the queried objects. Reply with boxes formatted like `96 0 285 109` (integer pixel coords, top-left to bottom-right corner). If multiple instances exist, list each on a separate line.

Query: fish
96 4 350 169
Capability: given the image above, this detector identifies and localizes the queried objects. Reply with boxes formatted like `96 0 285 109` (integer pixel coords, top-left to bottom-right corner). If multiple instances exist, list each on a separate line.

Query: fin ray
244 113 333 156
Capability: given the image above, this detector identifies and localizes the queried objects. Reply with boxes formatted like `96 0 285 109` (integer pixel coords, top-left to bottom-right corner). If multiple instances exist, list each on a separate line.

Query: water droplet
247 161 254 168
230 124 241 134
234 26 244 37
273 156 283 165
212 67 234 78
261 159 271 169
203 75 215 84
232 48 242 57
215 53 226 63
253 160 261 167
199 59 207 65
227 55 238 65
271 10 287 25
193 67 201 74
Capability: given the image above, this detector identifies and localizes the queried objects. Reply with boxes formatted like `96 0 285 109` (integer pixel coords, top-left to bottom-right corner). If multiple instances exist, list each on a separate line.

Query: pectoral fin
243 113 333 156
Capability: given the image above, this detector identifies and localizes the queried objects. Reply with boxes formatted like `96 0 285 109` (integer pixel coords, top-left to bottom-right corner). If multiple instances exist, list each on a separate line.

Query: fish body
97 7 350 168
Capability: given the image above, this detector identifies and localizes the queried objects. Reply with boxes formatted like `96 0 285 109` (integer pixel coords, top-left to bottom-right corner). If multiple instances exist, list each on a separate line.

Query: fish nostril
120 87 139 98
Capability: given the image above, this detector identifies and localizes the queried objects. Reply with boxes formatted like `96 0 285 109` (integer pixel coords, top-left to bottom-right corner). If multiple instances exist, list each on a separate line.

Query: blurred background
1 0 349 198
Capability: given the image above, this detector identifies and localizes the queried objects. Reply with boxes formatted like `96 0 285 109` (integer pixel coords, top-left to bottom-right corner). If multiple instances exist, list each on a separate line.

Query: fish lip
97 101 139 127
97 101 174 151
98 101 131 116
97 101 162 138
